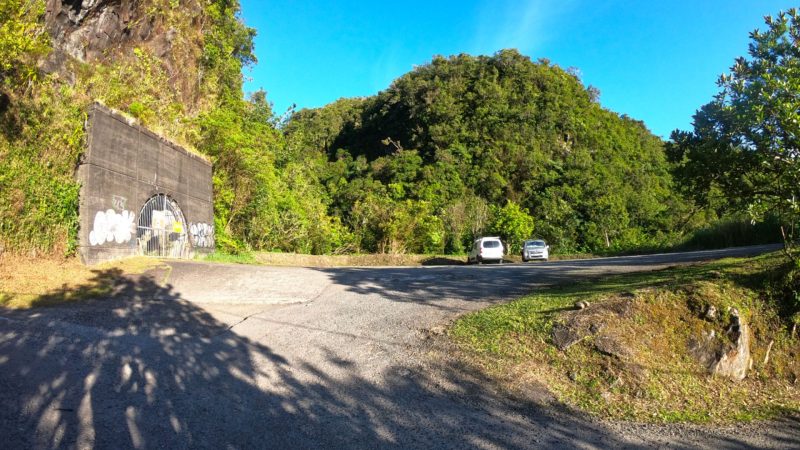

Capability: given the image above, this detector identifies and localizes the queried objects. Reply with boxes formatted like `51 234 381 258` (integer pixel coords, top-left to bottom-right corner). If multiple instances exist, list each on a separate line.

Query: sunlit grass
0 256 164 309
450 251 799 423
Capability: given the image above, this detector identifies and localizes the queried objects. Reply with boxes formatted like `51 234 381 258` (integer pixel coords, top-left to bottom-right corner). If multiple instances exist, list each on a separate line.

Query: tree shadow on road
420 256 466 266
1 267 797 449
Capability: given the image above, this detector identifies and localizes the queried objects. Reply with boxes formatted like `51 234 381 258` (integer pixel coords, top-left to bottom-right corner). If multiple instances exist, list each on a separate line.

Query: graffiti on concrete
190 222 214 248
111 195 127 210
89 209 135 245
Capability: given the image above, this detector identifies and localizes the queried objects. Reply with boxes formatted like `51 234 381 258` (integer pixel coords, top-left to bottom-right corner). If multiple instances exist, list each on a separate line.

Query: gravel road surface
1 244 797 449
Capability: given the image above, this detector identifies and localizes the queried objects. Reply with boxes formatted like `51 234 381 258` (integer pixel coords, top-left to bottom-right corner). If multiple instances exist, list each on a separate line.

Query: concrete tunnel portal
77 103 215 264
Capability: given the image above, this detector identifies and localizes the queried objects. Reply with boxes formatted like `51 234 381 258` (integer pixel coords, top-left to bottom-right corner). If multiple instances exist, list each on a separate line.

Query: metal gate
136 194 189 258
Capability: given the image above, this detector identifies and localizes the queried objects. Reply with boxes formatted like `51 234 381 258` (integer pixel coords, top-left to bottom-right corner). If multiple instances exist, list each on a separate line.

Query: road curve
164 244 782 305
1 244 797 449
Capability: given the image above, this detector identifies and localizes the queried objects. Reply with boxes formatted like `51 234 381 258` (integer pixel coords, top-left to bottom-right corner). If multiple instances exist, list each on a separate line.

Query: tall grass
679 216 784 251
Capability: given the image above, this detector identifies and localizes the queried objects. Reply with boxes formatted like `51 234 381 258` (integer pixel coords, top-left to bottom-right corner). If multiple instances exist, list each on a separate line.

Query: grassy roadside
449 252 799 423
0 256 165 309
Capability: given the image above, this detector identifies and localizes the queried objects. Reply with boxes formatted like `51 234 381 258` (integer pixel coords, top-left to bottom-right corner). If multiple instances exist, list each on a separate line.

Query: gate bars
136 194 189 258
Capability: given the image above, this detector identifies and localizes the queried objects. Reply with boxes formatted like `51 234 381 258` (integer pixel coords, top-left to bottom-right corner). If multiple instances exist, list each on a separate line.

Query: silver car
521 239 549 262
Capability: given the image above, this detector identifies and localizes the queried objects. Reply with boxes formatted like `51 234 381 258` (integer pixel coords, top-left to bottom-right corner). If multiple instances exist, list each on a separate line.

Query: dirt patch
551 297 634 351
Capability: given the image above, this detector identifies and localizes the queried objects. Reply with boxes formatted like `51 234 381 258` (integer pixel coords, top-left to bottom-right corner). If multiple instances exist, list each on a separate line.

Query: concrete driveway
1 244 798 449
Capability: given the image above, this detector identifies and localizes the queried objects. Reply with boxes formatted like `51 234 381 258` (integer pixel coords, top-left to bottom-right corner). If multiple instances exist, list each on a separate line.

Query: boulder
689 308 751 381
551 324 585 351
712 309 751 381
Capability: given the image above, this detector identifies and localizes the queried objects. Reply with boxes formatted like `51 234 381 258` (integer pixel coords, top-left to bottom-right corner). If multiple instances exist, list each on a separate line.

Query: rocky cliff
45 0 151 63
41 0 207 109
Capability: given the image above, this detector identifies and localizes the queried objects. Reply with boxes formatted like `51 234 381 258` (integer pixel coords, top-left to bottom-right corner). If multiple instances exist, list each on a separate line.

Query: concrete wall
77 103 214 264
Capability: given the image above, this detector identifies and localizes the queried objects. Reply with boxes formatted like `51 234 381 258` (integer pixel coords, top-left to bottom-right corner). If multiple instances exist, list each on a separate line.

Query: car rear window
482 240 500 248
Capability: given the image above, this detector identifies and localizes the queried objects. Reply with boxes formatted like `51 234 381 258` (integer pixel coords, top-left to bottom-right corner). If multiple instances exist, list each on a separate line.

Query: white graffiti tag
89 209 135 246
190 222 214 248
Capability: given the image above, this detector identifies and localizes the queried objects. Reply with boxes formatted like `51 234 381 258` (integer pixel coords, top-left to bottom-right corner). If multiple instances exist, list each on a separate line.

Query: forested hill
284 50 692 254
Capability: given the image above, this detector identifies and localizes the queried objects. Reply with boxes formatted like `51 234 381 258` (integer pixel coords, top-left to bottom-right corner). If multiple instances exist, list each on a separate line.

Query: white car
521 239 549 262
467 237 504 264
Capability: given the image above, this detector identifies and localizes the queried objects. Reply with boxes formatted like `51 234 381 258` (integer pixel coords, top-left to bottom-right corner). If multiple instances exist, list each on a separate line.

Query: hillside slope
285 51 695 254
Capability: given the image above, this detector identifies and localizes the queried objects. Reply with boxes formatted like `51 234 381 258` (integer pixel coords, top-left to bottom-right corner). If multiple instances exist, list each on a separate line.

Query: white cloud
472 0 578 54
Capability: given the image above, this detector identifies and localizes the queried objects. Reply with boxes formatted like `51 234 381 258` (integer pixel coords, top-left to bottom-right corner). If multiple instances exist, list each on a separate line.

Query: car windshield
525 240 546 247
482 240 500 248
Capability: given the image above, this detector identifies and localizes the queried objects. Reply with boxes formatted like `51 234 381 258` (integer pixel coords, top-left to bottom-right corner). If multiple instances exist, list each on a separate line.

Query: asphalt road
1 244 798 449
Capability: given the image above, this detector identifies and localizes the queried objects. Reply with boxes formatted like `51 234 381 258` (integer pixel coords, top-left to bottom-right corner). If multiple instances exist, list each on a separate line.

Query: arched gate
136 194 189 258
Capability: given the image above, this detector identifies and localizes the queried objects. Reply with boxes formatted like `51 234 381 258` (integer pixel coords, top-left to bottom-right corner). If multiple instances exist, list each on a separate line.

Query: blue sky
239 1 794 138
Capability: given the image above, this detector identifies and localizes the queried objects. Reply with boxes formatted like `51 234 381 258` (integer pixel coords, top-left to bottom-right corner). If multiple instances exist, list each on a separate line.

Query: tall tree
668 9 800 246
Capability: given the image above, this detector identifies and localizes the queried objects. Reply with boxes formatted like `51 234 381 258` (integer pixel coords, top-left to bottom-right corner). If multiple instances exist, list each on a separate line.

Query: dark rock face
45 0 143 63
41 0 191 82
551 324 585 351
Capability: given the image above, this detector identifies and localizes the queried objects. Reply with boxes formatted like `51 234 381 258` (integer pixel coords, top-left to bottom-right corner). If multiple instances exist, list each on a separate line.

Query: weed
199 251 257 265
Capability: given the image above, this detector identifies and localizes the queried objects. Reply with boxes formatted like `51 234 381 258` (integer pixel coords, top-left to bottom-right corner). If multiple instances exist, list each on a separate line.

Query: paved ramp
166 261 334 304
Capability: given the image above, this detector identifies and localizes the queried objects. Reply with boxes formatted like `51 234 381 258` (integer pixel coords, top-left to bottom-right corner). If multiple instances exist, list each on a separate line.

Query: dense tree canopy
287 50 687 254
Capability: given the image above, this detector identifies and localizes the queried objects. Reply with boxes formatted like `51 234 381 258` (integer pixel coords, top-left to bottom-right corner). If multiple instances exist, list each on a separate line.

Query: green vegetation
0 0 357 257
0 0 48 83
0 1 797 427
0 3 793 260
199 251 258 265
665 8 800 329
450 252 800 423
669 9 800 252
286 50 691 254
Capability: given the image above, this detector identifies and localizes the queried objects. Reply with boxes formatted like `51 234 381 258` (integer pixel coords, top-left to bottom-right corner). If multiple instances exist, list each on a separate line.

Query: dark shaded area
63 0 84 16
420 256 466 266
0 91 10 115
0 90 23 141
0 268 628 449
